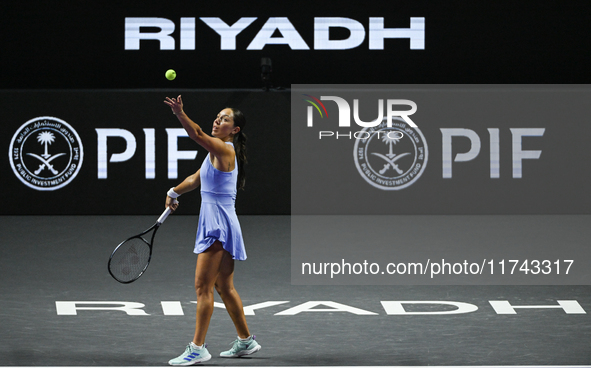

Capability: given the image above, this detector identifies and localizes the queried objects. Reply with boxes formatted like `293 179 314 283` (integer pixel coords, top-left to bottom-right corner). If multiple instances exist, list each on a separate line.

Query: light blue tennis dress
194 142 246 260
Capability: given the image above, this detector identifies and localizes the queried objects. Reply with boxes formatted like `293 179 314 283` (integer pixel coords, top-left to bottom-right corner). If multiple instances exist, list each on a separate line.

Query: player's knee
195 278 214 295
196 286 214 299
214 282 222 294
214 281 234 297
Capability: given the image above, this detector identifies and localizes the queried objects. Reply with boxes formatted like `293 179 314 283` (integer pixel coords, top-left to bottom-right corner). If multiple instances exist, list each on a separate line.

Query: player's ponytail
230 108 247 190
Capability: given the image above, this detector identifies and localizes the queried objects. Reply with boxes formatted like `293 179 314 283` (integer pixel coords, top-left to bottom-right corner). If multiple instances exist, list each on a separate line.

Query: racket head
108 235 152 283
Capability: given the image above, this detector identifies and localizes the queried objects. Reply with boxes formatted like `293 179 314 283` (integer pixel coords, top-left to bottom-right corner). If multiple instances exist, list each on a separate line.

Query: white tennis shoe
169 342 211 365
220 335 261 358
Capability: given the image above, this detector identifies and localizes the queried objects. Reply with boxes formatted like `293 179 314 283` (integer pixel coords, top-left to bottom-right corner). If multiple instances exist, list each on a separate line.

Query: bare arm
164 95 234 165
165 169 201 210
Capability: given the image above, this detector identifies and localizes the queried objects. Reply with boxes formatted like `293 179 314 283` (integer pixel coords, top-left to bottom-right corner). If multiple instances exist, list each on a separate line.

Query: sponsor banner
291 85 591 214
1 90 290 215
290 85 591 285
1 2 589 89
9 117 84 191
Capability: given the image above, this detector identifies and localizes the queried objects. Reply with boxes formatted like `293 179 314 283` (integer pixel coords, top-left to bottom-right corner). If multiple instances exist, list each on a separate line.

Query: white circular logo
9 116 84 191
353 117 428 190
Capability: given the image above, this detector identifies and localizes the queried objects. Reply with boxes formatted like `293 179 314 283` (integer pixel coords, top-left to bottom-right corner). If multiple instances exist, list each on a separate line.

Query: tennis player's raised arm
164 95 231 158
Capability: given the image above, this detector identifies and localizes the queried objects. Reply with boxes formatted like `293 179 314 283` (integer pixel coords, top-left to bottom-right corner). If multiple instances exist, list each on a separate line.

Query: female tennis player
163 95 260 365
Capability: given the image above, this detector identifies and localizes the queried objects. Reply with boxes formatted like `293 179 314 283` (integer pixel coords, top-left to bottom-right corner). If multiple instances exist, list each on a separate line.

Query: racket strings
109 237 151 282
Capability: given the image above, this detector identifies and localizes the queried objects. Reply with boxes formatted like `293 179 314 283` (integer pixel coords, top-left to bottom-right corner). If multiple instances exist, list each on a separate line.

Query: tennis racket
108 204 176 283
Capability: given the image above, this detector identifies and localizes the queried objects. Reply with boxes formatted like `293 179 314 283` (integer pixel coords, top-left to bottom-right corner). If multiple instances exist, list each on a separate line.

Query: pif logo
9 117 84 191
354 117 427 190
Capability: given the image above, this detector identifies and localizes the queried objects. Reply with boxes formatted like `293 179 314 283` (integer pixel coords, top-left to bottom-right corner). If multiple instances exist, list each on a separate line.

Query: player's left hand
164 95 184 115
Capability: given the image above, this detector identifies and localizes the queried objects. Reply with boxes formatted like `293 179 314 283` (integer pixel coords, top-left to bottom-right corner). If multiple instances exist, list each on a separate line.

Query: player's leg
193 241 225 345
169 241 224 366
214 251 249 337
215 250 261 357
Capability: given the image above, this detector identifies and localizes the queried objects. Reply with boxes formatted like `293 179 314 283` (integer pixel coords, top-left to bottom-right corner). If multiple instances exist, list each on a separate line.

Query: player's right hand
166 196 179 211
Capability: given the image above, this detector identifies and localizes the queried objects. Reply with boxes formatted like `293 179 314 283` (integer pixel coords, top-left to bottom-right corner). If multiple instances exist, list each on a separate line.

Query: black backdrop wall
1 0 590 215
1 0 590 89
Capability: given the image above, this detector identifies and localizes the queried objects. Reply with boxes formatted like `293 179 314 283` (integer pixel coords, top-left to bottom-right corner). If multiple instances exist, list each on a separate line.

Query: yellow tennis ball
165 69 176 80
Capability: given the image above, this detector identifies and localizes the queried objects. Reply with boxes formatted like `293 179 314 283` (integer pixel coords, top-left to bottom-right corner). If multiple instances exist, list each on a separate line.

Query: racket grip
157 207 173 224
158 199 178 224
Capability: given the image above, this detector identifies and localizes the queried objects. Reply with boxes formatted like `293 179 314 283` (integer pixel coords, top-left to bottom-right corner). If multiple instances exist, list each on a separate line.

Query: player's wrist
167 187 181 198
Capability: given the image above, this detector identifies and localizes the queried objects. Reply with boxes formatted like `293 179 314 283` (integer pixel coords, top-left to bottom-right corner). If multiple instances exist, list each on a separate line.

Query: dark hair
229 108 247 190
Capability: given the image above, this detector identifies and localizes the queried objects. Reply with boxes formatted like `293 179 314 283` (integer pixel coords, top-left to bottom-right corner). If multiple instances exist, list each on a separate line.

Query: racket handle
157 207 174 224
158 199 178 224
